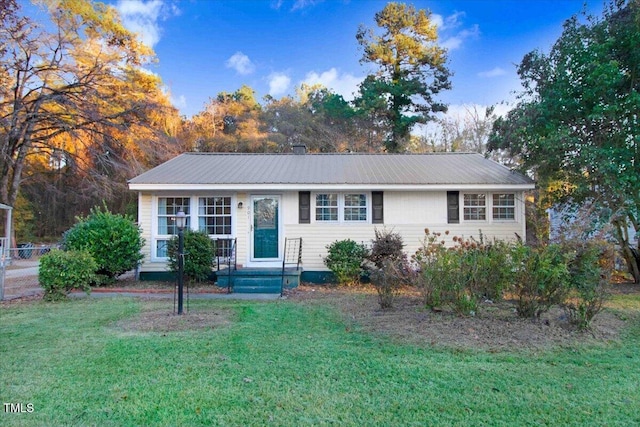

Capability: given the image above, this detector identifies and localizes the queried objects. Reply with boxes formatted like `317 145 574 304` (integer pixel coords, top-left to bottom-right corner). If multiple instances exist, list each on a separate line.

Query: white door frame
248 194 283 267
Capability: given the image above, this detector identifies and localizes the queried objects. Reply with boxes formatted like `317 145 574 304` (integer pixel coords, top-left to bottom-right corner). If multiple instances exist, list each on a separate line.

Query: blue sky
32 0 604 119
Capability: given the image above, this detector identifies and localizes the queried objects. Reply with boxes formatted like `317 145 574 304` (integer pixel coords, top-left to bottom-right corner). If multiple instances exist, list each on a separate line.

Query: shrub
455 235 512 302
510 243 570 318
39 249 97 301
412 230 451 309
413 230 488 316
62 205 144 283
324 239 369 285
167 229 216 282
562 239 614 329
368 228 406 268
367 259 403 309
366 229 409 309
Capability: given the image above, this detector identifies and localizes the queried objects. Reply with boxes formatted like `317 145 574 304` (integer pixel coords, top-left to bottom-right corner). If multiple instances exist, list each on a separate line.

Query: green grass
1 296 639 426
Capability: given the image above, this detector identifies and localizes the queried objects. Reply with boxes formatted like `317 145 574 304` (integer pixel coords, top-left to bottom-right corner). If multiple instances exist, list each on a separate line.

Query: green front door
252 196 279 259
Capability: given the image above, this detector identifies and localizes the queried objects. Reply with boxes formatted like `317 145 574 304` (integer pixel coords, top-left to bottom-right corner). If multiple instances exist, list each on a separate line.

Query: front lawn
1 290 639 426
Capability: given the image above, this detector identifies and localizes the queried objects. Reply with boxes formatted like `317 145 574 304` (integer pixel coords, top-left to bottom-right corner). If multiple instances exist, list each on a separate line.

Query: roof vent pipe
292 144 307 155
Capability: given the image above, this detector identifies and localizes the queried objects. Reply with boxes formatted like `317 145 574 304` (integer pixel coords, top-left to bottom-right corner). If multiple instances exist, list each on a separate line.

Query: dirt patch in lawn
286 282 639 351
112 301 234 334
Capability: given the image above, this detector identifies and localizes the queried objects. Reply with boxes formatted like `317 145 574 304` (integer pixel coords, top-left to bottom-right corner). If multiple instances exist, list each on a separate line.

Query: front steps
216 268 301 294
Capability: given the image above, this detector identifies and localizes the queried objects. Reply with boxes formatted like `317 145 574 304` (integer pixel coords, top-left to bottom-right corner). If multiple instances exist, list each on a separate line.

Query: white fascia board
129 183 535 192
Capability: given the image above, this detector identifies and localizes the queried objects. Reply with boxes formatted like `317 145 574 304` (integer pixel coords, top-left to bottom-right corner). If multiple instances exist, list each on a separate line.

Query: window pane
157 197 190 235
198 197 232 235
344 194 367 221
156 240 168 258
463 193 486 221
315 194 338 221
493 193 515 220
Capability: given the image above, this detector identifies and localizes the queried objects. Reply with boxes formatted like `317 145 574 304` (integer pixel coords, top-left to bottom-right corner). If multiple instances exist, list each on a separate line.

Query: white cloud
116 0 180 48
291 0 324 11
268 72 291 96
171 94 187 110
478 67 506 78
225 52 255 75
434 11 479 51
271 0 324 11
432 11 465 30
441 24 480 51
301 68 363 101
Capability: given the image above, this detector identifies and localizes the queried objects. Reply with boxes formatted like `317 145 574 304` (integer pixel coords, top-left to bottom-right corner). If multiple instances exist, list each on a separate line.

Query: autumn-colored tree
186 85 267 152
355 2 451 152
0 0 165 213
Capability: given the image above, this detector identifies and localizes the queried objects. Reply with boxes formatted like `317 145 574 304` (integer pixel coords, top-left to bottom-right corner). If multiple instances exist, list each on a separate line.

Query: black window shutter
372 191 384 224
299 191 310 224
447 191 459 224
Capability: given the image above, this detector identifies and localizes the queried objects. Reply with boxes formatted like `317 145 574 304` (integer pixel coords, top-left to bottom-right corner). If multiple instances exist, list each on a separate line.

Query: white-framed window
463 193 486 221
344 194 367 221
315 193 338 221
156 197 191 258
153 195 234 260
315 193 368 222
493 193 515 220
198 197 232 235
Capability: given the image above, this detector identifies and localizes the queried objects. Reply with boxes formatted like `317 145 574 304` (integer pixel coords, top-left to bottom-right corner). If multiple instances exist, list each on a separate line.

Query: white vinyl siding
136 190 527 274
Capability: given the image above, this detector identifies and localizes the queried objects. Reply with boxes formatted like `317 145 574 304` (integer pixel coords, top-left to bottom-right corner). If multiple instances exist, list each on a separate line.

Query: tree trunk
613 219 640 283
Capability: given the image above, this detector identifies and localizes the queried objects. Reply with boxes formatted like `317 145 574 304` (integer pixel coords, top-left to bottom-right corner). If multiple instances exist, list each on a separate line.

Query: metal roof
128 152 534 189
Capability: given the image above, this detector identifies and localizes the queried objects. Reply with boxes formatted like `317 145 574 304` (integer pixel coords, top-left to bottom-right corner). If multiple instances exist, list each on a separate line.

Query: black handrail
215 238 237 293
281 237 302 296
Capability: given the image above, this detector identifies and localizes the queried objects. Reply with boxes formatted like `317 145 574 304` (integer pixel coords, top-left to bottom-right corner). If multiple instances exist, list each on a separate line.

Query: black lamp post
175 210 186 315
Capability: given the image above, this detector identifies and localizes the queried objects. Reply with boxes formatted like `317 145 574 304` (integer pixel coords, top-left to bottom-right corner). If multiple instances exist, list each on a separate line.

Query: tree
488 0 640 282
0 0 164 213
355 2 451 152
187 85 267 152
261 85 361 153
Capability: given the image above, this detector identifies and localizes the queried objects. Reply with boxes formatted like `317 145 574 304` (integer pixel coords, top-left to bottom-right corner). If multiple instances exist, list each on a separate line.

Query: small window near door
198 197 232 235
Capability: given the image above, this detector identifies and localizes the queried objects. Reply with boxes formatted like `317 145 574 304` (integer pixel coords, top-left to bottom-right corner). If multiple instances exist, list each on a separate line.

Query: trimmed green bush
510 243 570 318
39 249 97 301
324 239 369 285
62 205 144 282
413 230 479 316
562 239 614 329
167 229 215 282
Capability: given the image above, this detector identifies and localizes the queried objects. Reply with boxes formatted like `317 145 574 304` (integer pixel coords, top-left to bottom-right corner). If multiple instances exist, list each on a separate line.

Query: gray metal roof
128 152 534 188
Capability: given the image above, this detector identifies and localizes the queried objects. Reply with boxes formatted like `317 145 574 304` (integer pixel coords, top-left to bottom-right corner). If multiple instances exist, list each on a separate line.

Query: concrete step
216 267 301 294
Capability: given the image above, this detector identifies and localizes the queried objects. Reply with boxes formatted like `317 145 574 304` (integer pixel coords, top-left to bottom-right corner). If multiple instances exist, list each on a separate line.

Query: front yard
1 283 639 425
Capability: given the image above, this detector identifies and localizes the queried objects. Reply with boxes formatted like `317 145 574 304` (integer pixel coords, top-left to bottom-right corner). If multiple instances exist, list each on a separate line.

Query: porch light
175 210 187 230
237 202 243 209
